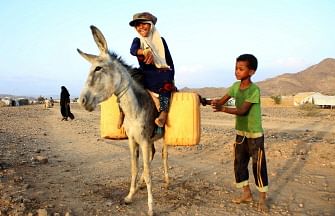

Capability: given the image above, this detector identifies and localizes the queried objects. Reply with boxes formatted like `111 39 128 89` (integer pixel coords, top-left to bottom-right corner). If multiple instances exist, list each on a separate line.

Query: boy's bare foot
233 185 253 204
232 194 253 204
257 200 269 213
257 192 269 212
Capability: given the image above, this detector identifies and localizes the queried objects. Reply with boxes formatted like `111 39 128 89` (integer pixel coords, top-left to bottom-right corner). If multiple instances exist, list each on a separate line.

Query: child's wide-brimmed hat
129 12 157 26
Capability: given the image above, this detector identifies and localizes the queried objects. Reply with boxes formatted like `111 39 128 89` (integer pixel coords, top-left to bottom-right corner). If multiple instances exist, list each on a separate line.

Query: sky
1 0 334 98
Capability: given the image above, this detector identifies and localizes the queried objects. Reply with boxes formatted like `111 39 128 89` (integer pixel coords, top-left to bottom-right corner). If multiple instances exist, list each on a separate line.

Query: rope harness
115 79 131 103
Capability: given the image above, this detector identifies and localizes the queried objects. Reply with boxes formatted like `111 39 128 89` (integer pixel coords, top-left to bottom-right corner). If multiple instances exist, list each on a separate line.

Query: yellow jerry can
100 95 127 139
164 92 201 146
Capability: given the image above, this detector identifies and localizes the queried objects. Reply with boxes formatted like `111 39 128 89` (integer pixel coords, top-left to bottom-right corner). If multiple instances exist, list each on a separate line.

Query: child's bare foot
257 192 269 213
233 185 253 204
257 200 269 213
155 111 168 127
232 194 253 204
155 118 165 127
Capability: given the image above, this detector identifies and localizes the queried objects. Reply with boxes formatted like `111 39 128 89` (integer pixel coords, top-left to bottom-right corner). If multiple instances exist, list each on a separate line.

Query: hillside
258 58 335 96
182 58 335 97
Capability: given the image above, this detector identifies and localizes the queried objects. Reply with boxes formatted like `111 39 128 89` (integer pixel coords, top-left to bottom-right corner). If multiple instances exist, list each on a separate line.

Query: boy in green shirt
211 54 269 212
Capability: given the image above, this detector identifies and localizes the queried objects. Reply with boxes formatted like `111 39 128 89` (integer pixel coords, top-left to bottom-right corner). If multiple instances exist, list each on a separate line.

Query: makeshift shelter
1 97 15 106
17 98 30 106
304 94 335 109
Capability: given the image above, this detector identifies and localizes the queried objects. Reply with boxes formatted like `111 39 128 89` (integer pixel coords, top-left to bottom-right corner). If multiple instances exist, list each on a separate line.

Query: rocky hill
258 58 335 96
183 58 335 97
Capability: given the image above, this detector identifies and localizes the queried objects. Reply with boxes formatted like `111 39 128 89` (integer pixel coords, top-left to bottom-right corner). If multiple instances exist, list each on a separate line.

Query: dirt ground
0 103 334 216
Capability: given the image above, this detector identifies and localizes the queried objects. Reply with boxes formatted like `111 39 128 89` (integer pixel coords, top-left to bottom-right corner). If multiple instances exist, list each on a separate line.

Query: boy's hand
211 99 222 112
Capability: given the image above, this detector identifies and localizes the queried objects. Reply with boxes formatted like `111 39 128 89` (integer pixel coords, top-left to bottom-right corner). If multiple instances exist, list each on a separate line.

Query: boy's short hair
236 54 258 71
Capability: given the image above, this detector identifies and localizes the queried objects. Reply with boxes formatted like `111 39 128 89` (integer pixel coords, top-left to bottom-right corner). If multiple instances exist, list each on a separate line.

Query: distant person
210 54 269 212
60 86 74 121
49 97 54 107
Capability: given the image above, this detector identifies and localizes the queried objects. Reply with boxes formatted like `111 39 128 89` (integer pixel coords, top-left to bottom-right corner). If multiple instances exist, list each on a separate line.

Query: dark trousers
158 94 170 112
234 135 268 191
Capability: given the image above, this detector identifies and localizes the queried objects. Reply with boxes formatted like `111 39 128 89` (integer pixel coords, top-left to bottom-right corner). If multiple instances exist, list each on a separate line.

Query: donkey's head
77 25 124 111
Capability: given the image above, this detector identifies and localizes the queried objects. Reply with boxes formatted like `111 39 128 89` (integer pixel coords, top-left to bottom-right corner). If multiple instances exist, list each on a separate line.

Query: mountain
257 58 335 96
182 58 335 97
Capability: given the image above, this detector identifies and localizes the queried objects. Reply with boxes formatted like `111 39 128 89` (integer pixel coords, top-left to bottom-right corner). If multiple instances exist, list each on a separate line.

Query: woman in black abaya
60 86 74 120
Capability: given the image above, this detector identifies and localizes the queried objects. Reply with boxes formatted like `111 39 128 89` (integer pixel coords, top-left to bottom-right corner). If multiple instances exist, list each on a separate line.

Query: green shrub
271 95 282 104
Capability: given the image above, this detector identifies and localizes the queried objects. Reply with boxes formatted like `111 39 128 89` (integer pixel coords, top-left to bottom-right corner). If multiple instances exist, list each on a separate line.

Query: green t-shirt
228 81 263 136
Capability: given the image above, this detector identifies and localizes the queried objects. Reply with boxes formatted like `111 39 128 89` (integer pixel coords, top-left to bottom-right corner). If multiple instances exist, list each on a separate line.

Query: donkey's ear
90 25 108 54
77 48 98 63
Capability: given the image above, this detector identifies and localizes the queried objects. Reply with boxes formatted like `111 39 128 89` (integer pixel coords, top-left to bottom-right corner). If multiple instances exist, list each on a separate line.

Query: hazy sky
1 0 334 98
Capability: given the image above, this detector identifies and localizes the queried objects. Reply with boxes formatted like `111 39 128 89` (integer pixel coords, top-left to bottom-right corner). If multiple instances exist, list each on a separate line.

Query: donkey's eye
94 66 103 72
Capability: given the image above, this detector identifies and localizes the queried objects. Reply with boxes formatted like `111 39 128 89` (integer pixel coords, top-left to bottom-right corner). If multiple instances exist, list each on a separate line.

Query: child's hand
143 49 154 64
211 100 222 112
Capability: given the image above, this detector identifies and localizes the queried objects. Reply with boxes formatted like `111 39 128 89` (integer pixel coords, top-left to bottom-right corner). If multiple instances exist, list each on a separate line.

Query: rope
115 79 131 103
235 135 246 145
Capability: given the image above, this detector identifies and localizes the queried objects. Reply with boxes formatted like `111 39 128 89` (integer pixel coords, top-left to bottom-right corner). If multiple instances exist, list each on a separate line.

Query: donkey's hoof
148 210 154 216
163 183 170 190
163 177 170 189
124 196 132 205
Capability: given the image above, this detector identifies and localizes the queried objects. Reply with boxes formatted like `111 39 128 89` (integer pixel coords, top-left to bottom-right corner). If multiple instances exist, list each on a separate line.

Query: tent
300 93 335 108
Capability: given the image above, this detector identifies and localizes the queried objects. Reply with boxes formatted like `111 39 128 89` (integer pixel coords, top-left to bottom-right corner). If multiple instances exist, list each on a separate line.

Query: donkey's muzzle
79 93 95 112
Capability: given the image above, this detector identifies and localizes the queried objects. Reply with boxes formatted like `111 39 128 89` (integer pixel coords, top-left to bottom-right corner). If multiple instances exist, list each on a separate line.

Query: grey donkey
78 25 169 216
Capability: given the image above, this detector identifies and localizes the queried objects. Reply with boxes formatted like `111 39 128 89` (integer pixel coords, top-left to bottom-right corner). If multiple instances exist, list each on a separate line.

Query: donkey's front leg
141 142 154 216
137 142 155 190
125 138 139 204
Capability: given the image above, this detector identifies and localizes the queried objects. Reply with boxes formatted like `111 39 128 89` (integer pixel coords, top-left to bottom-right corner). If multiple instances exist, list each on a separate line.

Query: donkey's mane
108 50 146 96
109 51 136 71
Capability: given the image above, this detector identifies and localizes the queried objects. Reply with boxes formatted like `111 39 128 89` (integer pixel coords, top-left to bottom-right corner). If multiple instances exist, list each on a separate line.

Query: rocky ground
0 103 334 216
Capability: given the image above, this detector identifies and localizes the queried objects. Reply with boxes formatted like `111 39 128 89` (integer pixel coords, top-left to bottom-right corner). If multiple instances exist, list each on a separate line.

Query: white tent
301 93 335 108
312 95 335 106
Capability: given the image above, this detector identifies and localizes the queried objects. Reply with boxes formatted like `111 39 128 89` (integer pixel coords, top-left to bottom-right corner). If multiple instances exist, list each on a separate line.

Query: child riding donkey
118 12 176 130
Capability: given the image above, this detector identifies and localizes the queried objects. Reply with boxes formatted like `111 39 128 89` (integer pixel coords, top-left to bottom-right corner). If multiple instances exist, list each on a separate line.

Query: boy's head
236 54 258 71
235 54 258 80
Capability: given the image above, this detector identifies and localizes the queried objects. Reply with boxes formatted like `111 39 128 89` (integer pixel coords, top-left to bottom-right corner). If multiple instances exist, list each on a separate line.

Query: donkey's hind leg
162 143 170 188
125 139 139 204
